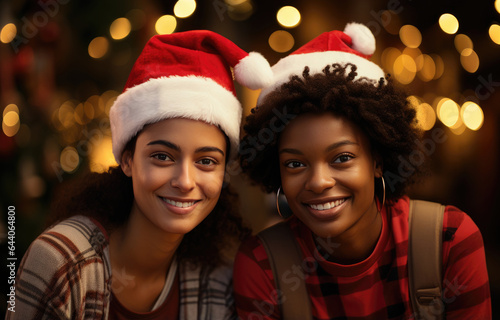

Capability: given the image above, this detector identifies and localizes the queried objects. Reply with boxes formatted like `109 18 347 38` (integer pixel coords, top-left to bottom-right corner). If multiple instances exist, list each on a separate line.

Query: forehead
279 113 369 149
138 118 227 146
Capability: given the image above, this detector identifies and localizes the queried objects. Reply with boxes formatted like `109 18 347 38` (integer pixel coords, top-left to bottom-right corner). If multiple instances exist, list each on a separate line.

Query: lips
303 197 350 221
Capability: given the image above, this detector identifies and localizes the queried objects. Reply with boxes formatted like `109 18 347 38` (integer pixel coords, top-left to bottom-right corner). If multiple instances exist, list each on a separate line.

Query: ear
373 154 383 178
120 150 133 177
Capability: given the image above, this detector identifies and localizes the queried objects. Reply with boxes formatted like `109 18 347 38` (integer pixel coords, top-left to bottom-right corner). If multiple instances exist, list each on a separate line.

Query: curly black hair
240 63 426 203
48 133 250 269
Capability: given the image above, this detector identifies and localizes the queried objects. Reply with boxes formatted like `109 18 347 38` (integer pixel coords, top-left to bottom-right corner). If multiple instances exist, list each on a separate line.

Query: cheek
201 171 225 198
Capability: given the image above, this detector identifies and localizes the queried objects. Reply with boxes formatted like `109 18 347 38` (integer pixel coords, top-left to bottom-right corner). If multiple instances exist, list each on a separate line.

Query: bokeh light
439 13 459 34
393 54 417 84
268 30 295 53
454 34 473 54
60 146 80 173
277 6 301 28
489 24 500 45
155 15 177 35
438 98 460 127
460 49 479 73
174 0 197 18
461 101 484 130
89 136 117 173
110 18 131 40
417 54 436 82
399 25 422 48
0 23 17 43
88 37 109 59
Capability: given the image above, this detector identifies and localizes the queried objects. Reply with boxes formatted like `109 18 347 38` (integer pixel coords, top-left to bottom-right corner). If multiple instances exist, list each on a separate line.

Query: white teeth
163 198 195 208
309 198 346 211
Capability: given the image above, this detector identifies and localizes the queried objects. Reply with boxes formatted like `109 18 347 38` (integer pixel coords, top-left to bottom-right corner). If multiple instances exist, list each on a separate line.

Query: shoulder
20 215 110 282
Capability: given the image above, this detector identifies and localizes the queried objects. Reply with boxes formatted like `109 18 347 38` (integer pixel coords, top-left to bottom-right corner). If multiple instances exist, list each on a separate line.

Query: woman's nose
170 162 196 192
304 164 336 194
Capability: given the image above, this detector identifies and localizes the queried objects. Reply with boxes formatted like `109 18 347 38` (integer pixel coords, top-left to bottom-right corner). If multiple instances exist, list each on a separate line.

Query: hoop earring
380 176 386 209
276 187 284 219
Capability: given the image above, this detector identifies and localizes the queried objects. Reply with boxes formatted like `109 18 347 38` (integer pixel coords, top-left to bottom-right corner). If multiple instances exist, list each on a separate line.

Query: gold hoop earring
380 176 386 209
276 187 284 219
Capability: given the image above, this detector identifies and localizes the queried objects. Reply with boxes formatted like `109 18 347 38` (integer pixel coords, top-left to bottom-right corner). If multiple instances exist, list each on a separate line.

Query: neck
318 200 382 264
109 203 183 280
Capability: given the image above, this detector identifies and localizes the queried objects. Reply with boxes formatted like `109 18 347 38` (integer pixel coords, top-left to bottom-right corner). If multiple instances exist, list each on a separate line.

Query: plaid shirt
233 196 491 319
7 215 236 320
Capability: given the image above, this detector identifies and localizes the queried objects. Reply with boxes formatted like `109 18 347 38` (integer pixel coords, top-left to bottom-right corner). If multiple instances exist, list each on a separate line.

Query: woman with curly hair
8 30 273 319
233 23 491 319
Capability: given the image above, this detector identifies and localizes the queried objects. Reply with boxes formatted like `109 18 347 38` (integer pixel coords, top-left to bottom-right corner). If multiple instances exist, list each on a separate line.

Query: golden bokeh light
2 106 20 137
89 136 118 173
489 24 500 45
431 54 444 80
155 15 177 34
3 111 19 127
381 47 401 75
88 37 109 59
439 13 459 34
416 103 436 131
58 101 76 128
461 101 484 130
174 0 197 18
438 98 460 127
3 104 19 117
276 6 301 28
393 54 417 84
454 34 473 54
268 30 295 53
0 23 17 44
460 49 479 73
399 25 422 48
60 146 80 173
417 55 436 82
496 0 500 14
110 18 131 40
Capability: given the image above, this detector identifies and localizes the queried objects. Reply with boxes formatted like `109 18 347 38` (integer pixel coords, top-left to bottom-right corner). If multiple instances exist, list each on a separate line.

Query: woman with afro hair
233 23 491 319
8 31 274 319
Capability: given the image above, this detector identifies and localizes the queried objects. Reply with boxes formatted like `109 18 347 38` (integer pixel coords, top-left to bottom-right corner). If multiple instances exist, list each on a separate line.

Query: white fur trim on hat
110 76 242 163
344 22 376 56
257 51 385 105
234 52 274 90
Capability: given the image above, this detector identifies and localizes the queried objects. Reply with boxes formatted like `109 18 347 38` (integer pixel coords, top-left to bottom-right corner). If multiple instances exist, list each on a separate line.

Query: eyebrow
147 140 225 156
279 140 358 155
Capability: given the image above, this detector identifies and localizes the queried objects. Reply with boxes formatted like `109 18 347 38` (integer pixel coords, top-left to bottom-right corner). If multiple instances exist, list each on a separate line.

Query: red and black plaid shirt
233 196 491 319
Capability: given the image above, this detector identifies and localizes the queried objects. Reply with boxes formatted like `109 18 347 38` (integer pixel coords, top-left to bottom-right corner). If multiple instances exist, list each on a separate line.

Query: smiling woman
233 23 491 320
8 30 273 319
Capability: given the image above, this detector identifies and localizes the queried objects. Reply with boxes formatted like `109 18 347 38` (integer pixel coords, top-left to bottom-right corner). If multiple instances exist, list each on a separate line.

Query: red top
233 196 491 319
109 272 179 319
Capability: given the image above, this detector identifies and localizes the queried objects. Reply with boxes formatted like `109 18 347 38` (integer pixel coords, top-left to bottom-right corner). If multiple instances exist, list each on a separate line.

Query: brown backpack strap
408 200 445 320
257 221 312 320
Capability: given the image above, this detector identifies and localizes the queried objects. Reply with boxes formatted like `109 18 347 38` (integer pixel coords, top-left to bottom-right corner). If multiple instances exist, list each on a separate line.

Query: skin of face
121 118 227 236
278 112 383 254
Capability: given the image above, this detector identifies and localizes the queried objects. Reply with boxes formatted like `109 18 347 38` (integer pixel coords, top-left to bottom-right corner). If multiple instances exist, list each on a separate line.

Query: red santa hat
257 22 386 105
110 30 273 163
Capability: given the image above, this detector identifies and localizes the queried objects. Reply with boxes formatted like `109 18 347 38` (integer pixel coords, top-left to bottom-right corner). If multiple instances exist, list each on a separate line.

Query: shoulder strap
257 221 312 320
408 199 445 320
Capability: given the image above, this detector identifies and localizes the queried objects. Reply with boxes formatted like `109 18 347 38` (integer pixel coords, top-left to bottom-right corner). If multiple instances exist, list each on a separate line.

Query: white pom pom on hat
257 22 385 106
109 30 273 163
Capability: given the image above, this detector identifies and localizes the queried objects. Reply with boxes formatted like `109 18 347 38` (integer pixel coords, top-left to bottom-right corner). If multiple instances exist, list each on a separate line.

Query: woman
8 30 272 319
233 23 491 319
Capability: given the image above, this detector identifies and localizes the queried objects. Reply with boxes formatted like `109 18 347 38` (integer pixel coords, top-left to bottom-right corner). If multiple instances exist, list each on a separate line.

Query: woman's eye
334 154 353 163
198 158 216 166
152 153 171 161
285 161 304 168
